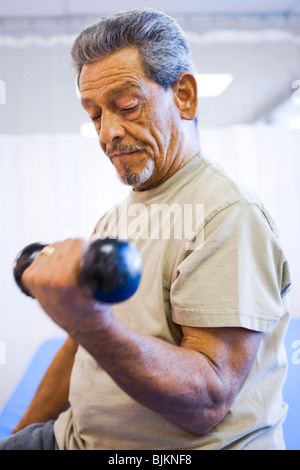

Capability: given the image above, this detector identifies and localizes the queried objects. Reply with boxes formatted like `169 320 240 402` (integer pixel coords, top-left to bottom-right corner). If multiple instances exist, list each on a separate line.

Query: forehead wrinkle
80 58 144 88
80 75 150 108
80 46 149 92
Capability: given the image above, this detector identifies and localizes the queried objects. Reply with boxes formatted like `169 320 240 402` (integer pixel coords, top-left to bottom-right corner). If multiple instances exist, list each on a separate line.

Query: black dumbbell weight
13 238 142 303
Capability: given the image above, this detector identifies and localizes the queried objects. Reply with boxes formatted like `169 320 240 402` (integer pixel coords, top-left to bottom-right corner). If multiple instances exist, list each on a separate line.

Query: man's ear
172 72 198 121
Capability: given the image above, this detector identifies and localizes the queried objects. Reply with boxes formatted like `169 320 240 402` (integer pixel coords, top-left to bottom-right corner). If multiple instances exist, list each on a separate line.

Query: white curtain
0 126 299 411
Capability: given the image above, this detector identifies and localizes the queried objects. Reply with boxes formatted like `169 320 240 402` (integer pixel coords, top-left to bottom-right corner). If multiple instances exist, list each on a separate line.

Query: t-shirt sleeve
170 201 291 332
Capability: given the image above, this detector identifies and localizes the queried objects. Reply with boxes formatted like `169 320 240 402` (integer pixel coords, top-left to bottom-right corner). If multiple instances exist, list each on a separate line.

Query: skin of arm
20 238 262 435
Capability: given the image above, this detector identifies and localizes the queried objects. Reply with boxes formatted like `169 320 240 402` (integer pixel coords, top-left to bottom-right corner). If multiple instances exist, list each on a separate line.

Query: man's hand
21 238 114 340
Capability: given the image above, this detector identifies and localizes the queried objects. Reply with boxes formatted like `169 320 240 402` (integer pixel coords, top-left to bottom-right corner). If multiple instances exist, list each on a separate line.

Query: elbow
183 387 235 436
187 404 232 436
194 403 231 436
192 370 240 436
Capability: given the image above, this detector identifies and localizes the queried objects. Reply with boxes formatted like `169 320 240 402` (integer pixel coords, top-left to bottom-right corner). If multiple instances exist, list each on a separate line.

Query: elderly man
0 9 291 450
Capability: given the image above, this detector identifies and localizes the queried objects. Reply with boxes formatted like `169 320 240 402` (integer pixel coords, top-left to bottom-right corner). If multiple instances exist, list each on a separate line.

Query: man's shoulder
179 155 261 214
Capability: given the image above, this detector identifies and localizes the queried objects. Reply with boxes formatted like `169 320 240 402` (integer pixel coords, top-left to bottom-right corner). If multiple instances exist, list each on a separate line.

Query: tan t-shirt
54 154 291 450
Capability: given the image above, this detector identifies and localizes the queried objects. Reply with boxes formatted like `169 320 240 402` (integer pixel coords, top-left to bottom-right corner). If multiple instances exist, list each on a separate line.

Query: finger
20 242 61 298
49 238 88 287
22 239 88 297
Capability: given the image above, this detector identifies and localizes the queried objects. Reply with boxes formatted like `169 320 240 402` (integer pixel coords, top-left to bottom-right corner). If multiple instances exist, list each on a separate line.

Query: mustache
106 144 146 157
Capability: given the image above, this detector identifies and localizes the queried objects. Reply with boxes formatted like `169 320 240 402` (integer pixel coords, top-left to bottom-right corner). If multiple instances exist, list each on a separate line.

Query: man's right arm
12 336 77 434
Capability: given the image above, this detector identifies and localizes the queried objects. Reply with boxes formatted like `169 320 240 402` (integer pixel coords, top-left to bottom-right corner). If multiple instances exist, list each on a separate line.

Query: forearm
20 239 248 435
13 337 77 434
74 318 226 435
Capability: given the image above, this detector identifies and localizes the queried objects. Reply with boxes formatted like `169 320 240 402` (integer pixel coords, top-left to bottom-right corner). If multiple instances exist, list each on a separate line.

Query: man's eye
91 115 101 122
122 104 138 114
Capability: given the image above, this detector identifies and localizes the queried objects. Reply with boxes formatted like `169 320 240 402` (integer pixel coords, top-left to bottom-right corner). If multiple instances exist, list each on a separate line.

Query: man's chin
116 158 155 188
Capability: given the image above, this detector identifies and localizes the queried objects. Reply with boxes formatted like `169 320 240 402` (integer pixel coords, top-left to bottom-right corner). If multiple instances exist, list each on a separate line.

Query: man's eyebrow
109 82 141 96
81 97 96 107
81 82 144 107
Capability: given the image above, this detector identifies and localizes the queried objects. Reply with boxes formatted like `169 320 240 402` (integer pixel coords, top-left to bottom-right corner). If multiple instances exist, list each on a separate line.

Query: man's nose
99 112 126 146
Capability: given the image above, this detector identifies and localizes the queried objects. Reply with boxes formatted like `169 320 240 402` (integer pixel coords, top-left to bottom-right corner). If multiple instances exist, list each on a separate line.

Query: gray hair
71 8 196 90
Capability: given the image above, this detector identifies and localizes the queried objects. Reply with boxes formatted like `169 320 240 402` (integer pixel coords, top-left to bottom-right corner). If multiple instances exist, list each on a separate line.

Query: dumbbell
13 238 142 303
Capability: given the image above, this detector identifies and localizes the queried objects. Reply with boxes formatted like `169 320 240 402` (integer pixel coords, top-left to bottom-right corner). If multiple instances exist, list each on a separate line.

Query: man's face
79 47 183 191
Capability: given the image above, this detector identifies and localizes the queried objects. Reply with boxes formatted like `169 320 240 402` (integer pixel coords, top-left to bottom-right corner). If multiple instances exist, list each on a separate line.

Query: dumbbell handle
13 239 142 303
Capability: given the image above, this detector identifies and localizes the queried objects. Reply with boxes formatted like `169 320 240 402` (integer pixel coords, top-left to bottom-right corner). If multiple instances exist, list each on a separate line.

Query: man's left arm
75 319 262 435
21 238 262 436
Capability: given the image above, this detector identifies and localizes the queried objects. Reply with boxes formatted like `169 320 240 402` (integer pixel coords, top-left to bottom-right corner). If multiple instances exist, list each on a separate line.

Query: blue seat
0 321 299 449
282 318 300 450
0 337 65 439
